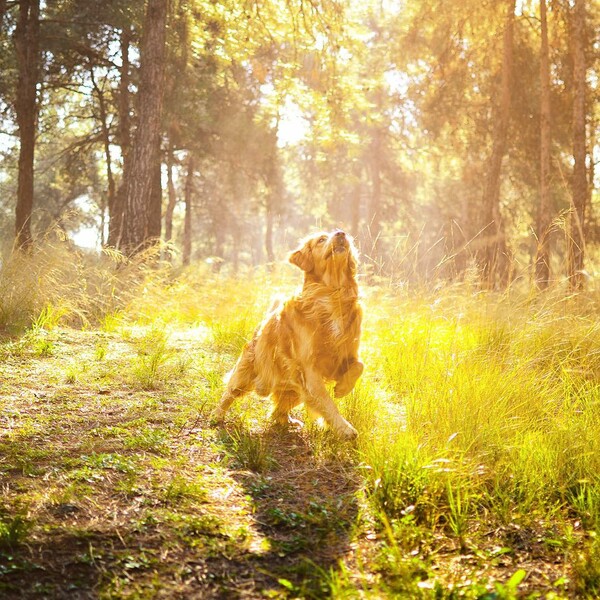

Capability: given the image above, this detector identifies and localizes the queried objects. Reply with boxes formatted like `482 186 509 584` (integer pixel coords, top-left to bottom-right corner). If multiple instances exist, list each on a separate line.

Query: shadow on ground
216 422 362 598
0 417 361 599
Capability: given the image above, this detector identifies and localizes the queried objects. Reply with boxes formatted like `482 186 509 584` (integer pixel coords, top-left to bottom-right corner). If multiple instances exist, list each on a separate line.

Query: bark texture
478 0 515 286
119 0 169 254
567 0 587 290
535 0 552 288
14 0 40 249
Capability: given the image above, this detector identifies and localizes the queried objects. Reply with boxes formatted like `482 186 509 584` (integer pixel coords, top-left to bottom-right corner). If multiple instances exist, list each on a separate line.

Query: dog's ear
289 245 314 272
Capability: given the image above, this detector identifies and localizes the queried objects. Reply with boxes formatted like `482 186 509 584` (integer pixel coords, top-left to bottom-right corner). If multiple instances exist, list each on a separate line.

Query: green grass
0 514 31 551
4 240 600 596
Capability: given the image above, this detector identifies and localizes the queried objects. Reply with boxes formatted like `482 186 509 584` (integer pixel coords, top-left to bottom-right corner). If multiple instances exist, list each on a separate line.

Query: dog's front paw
336 420 358 440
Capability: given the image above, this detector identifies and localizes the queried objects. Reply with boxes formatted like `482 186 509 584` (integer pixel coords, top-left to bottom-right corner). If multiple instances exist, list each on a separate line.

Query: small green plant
130 326 175 389
0 515 31 550
31 304 68 331
32 335 55 357
221 425 275 473
124 426 169 453
161 475 209 505
94 338 108 360
81 452 138 474
446 478 473 552
569 482 600 531
101 312 123 333
21 324 56 356
173 514 225 538
308 560 361 599
475 569 527 600
64 364 79 384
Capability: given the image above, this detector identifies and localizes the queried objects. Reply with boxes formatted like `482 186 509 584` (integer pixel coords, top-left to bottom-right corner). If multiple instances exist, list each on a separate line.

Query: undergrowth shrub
0 232 174 334
361 431 436 523
1 236 85 332
129 325 189 390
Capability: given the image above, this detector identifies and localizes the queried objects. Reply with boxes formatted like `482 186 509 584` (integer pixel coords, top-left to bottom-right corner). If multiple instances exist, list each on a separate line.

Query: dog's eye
317 236 327 245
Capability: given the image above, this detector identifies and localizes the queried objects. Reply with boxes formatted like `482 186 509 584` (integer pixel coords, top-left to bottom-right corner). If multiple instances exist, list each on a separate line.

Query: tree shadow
0 409 362 599
218 421 362 597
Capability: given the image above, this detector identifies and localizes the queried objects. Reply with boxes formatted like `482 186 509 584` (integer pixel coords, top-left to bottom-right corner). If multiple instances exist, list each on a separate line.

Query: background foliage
0 0 598 282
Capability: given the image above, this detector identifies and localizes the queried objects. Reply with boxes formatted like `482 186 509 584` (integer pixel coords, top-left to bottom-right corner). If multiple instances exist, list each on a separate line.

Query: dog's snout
334 230 345 238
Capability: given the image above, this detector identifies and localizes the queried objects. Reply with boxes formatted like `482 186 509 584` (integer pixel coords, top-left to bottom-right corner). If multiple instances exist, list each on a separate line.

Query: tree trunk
148 141 163 240
119 0 169 255
535 0 552 289
108 27 131 248
90 68 115 247
567 0 587 290
14 0 40 250
182 154 194 266
264 128 282 267
118 27 132 166
164 140 177 243
478 0 515 287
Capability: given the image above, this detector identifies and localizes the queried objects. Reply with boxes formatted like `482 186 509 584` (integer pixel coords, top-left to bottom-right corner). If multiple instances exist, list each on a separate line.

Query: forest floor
0 317 584 599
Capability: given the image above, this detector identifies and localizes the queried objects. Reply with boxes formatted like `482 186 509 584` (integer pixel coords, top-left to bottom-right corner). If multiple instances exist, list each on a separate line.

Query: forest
0 0 596 284
1 0 600 598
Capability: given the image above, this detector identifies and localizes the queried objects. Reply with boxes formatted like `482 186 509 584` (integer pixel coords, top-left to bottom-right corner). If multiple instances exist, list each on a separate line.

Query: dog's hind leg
271 390 302 426
302 369 358 439
211 348 255 423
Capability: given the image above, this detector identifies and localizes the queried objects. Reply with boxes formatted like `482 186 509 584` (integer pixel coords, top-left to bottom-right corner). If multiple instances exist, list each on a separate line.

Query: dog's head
289 230 359 289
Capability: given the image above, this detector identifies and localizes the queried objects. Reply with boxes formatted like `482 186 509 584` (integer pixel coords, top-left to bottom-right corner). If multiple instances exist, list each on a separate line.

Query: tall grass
0 232 176 333
359 284 600 544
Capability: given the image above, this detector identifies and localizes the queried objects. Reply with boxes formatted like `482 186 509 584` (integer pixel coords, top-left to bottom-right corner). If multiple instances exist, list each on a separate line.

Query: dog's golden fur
213 230 363 438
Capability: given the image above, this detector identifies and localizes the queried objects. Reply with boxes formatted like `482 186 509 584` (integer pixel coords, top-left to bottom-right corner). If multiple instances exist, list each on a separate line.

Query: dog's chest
313 297 346 338
303 293 357 346
328 317 343 338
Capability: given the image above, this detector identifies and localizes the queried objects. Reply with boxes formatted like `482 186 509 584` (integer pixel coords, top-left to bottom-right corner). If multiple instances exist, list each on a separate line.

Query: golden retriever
212 230 363 439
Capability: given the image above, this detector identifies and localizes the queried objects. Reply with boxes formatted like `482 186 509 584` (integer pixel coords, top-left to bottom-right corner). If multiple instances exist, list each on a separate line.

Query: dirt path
0 328 370 598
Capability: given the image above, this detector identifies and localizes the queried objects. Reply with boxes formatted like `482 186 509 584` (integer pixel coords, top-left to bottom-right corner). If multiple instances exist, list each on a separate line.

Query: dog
212 230 364 439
